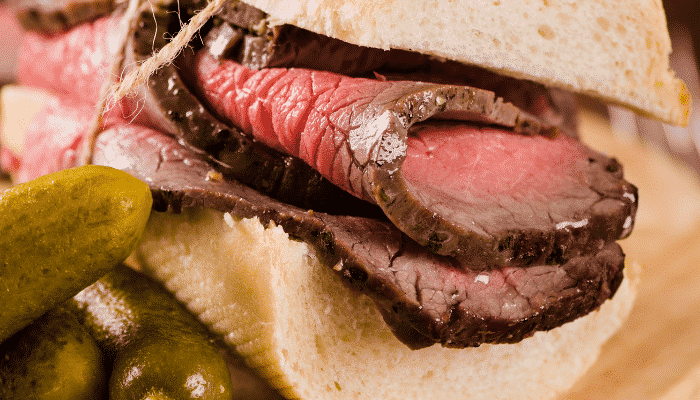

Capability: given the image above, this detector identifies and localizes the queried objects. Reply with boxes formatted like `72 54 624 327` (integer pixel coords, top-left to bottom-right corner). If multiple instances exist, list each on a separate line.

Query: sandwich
0 0 689 398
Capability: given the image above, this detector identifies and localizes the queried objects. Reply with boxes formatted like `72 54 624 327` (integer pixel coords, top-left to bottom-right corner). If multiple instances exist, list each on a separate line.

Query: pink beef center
402 122 585 200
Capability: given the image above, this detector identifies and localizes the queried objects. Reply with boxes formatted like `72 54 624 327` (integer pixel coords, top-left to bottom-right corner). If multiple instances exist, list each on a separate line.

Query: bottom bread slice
129 207 638 400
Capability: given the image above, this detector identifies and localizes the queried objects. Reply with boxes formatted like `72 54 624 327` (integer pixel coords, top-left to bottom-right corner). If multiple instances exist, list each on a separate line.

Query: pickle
0 306 107 400
69 265 234 400
0 165 153 343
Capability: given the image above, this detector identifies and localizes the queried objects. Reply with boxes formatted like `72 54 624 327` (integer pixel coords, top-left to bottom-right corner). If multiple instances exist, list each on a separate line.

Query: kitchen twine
79 0 227 165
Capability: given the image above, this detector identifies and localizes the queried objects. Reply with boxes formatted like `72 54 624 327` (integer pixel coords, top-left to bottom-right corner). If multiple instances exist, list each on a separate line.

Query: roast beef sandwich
0 0 690 399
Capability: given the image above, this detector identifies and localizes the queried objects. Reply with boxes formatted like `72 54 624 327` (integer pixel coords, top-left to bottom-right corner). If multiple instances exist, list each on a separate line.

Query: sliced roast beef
15 0 119 35
12 97 626 349
135 29 617 271
13 3 633 349
142 3 636 269
16 13 382 217
83 122 623 349
208 3 428 75
17 9 638 271
191 50 637 268
17 16 124 106
326 217 624 349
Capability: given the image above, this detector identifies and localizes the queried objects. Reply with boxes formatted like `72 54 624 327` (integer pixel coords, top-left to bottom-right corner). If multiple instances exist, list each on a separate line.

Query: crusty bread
243 0 690 126
129 208 639 400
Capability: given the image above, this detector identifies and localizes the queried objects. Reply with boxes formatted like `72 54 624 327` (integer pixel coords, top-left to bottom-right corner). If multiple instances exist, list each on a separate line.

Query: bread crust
242 0 690 125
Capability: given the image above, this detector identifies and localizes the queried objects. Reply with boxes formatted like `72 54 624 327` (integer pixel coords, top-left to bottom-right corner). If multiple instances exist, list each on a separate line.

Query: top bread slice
244 0 690 126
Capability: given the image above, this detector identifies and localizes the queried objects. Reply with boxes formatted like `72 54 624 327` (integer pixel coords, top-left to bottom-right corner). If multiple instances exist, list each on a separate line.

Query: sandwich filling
9 0 636 349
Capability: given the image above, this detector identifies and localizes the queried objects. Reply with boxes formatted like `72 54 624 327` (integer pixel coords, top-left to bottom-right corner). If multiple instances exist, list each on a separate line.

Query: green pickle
0 165 153 343
0 306 107 400
68 265 234 400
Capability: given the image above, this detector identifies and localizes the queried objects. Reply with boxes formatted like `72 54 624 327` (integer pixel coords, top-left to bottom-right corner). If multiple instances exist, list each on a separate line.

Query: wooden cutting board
560 102 700 400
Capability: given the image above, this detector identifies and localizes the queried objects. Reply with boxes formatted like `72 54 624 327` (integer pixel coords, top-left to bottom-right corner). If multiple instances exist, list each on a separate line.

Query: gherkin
0 165 152 343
